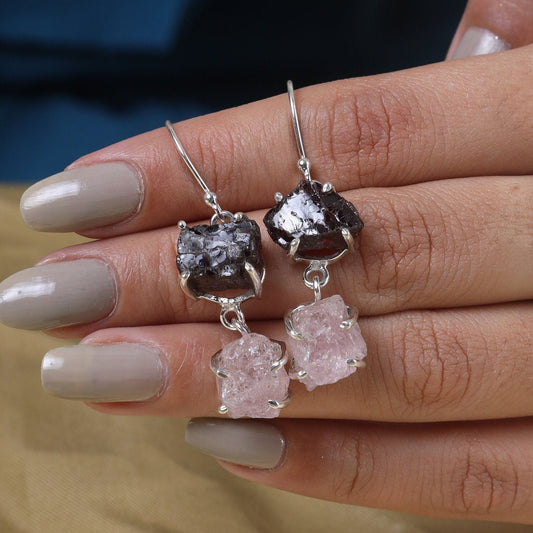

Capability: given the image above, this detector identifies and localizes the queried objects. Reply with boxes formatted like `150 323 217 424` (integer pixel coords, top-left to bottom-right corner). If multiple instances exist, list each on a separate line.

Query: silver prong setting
274 192 284 203
322 182 334 193
234 212 244 222
218 405 228 415
244 262 263 298
340 305 357 329
179 271 197 300
341 227 355 254
297 370 307 380
347 358 366 368
285 309 304 340
288 238 300 261
270 346 288 372
268 392 290 410
178 220 187 229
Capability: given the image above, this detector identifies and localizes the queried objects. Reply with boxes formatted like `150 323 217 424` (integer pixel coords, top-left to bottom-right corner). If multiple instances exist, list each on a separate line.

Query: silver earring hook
287 80 311 181
165 120 223 216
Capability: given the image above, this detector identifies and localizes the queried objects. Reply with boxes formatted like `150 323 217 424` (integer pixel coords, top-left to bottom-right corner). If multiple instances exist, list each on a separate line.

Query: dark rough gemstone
263 180 364 260
177 217 264 294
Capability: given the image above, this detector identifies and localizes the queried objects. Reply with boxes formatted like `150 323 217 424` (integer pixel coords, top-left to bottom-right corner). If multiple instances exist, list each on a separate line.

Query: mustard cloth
0 186 529 533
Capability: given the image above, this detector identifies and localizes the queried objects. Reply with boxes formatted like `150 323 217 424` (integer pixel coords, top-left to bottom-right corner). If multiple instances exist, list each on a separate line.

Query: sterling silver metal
287 80 312 182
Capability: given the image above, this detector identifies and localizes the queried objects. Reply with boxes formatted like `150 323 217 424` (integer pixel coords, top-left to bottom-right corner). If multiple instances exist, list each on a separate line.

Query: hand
1 30 532 526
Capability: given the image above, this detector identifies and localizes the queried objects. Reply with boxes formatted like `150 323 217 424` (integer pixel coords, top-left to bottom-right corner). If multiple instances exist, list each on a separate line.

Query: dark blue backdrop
0 0 466 183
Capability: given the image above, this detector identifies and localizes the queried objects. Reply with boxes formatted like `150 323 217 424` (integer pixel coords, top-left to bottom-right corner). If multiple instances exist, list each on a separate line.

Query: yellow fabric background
0 186 530 533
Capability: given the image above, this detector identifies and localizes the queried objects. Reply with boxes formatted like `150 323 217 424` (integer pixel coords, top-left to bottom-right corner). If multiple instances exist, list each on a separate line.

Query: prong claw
218 405 228 414
270 350 288 372
274 192 284 203
245 262 263 298
179 271 197 300
340 305 357 329
215 369 229 379
234 212 244 222
341 227 355 254
347 358 366 368
288 238 300 261
297 370 307 380
285 310 304 340
322 182 334 193
268 393 290 410
178 220 187 229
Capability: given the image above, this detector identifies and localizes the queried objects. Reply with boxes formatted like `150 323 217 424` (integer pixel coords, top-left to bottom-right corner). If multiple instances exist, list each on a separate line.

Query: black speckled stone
177 218 264 293
263 180 364 260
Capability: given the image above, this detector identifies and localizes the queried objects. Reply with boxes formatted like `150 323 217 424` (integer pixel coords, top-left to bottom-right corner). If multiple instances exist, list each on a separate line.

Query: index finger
21 46 533 237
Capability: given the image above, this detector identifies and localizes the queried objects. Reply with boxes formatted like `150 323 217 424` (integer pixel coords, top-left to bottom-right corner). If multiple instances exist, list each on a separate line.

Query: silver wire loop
303 261 330 293
165 120 225 216
220 304 250 335
287 80 311 181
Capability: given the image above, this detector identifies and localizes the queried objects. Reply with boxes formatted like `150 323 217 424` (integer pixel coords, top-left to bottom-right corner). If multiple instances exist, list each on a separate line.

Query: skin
12 0 533 524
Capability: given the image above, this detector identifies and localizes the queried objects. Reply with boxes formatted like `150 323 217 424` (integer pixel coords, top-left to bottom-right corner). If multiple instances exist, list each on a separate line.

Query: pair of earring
165 81 367 419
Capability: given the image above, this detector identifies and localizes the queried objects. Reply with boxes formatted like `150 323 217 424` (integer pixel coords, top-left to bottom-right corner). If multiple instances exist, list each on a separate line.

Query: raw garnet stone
177 218 263 293
263 179 363 260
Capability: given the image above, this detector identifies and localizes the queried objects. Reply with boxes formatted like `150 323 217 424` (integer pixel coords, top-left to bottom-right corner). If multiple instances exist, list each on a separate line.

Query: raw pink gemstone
212 333 289 419
288 294 366 391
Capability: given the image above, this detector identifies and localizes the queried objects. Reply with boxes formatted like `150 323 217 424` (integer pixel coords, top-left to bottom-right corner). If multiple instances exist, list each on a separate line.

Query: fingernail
42 343 165 402
451 27 511 59
20 162 143 232
0 259 116 330
185 418 285 470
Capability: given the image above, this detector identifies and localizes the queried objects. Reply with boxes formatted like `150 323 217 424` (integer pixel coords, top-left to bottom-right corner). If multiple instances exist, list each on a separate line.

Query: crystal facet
263 180 364 259
287 295 366 391
212 333 290 418
177 218 263 293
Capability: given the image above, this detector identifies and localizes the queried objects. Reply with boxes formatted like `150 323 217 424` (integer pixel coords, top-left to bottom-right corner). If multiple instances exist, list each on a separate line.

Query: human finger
2 175 531 335
186 417 533 524
18 46 533 238
42 303 533 423
448 0 533 59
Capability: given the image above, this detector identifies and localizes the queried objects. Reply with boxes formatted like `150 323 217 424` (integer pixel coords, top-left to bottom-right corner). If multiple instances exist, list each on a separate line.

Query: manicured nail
451 27 511 59
0 259 116 330
42 343 165 402
20 162 143 232
185 418 285 470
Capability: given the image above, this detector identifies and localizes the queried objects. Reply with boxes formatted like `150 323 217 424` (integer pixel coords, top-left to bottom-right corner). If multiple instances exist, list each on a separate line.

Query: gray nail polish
0 259 116 330
20 162 143 232
185 418 285 470
451 27 511 59
42 343 164 402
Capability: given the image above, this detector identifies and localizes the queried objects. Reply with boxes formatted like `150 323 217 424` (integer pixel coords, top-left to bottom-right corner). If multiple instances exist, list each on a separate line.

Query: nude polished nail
42 343 164 402
185 418 285 469
0 259 116 330
20 162 143 232
451 27 511 59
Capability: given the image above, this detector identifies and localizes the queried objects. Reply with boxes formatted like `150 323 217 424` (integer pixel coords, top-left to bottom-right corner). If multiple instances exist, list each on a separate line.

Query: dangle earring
263 82 367 391
165 121 289 418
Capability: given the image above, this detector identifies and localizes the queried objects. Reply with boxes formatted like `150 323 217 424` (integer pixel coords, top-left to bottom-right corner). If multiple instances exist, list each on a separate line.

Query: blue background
0 0 466 183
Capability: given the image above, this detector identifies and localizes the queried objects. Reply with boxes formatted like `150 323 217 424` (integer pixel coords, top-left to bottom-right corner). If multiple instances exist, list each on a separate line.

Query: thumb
447 0 533 59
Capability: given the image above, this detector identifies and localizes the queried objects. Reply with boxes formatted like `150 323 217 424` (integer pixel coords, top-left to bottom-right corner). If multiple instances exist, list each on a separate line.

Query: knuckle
192 121 247 203
304 82 426 188
329 428 375 502
390 313 474 416
359 195 435 304
447 440 523 517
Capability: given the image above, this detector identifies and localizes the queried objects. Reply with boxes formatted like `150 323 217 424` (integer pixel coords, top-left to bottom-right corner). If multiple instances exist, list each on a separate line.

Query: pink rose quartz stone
288 294 367 391
212 332 290 419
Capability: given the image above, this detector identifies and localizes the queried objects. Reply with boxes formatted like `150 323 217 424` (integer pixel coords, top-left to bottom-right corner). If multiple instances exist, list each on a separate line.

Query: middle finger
1 174 530 334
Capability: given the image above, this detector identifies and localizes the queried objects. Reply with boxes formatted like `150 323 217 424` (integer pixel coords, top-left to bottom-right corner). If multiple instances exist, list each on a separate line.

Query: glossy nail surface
42 343 164 402
20 162 143 232
451 27 511 59
0 260 116 330
185 418 285 469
